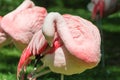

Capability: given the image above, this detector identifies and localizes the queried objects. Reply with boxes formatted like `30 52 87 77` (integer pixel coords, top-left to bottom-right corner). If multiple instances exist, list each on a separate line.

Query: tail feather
17 47 32 79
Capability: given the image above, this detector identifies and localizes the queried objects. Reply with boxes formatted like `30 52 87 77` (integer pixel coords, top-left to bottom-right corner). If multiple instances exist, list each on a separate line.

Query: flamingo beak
48 41 53 47
43 36 54 47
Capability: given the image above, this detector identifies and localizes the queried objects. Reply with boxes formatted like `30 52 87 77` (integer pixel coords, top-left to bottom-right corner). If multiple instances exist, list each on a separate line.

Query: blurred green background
0 0 120 80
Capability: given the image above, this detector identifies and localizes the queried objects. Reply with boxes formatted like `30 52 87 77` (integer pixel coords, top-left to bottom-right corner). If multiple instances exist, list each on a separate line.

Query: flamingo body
42 12 101 75
1 0 47 50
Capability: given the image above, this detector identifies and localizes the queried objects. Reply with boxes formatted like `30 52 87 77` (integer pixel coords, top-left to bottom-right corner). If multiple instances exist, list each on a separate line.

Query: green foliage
0 46 20 80
63 0 89 8
0 0 24 15
32 0 89 9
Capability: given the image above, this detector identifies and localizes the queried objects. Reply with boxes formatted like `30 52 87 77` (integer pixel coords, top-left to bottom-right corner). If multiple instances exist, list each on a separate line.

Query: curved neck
42 12 75 47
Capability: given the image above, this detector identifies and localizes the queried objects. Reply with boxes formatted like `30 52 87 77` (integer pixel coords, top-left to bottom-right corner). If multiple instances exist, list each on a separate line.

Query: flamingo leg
35 65 47 73
34 55 44 68
28 69 51 80
27 64 51 80
61 74 64 80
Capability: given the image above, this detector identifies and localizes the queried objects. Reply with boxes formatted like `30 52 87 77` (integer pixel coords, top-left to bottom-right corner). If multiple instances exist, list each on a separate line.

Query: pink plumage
17 12 101 79
1 0 47 50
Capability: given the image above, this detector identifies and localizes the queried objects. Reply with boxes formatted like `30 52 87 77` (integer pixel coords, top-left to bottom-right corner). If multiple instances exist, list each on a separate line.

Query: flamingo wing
1 0 47 50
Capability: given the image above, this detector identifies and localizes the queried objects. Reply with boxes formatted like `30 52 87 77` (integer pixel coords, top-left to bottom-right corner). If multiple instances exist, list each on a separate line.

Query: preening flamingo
17 12 101 80
42 12 101 74
1 0 47 50
88 0 119 19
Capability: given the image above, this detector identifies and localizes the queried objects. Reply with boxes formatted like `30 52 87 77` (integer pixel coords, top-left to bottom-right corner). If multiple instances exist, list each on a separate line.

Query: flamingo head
43 32 54 47
42 23 54 46
42 12 64 47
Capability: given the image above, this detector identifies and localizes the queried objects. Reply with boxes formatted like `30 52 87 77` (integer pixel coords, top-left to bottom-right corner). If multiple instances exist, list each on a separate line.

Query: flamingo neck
92 0 105 19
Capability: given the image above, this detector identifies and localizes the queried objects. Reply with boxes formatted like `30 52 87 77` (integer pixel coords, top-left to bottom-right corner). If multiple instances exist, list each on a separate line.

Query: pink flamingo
17 12 101 80
0 0 47 50
88 0 119 19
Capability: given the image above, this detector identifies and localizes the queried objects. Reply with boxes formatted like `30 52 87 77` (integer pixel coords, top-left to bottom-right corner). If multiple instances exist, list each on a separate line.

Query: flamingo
0 0 47 50
87 0 119 19
0 16 11 47
17 12 101 80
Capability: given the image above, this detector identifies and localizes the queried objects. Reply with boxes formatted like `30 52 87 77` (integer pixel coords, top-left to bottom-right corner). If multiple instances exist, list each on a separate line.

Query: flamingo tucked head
1 0 47 50
42 13 58 47
42 12 66 47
